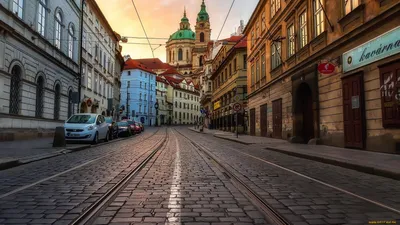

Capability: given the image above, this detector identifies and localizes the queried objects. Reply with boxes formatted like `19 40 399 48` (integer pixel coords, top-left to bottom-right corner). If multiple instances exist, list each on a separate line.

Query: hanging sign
318 62 336 75
86 98 93 107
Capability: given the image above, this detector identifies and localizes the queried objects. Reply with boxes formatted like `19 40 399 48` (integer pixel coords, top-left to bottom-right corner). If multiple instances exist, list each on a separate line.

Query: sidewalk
0 137 91 170
189 127 400 180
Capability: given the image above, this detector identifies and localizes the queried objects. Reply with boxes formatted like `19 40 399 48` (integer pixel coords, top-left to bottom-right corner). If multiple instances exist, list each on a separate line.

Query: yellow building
244 0 400 153
210 36 248 133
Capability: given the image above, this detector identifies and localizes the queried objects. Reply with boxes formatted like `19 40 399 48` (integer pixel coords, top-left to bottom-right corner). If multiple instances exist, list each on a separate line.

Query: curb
212 135 252 145
0 136 131 171
265 147 400 181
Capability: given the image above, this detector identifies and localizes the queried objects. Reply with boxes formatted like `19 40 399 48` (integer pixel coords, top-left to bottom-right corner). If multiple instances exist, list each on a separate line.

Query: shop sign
318 62 336 75
343 26 400 73
214 101 221 110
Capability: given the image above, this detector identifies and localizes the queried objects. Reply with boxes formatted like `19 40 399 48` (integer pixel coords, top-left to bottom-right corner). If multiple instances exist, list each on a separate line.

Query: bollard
53 126 66 147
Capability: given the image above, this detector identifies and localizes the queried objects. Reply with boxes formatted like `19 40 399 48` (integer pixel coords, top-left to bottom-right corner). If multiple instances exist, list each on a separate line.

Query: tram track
69 129 170 225
177 128 400 224
0 128 162 200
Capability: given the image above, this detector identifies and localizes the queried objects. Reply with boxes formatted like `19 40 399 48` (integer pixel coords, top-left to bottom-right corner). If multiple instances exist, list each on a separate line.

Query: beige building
166 1 211 77
244 0 400 153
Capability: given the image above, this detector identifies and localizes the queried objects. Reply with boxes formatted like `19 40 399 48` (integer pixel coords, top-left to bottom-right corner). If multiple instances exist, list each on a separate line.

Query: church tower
192 0 211 70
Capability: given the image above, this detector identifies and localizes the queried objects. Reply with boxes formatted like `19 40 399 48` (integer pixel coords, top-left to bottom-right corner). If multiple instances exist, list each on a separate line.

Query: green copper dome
169 8 195 41
169 29 196 41
197 0 209 22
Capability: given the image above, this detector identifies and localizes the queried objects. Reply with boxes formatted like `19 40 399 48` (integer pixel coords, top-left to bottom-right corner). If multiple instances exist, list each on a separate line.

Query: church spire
197 0 209 22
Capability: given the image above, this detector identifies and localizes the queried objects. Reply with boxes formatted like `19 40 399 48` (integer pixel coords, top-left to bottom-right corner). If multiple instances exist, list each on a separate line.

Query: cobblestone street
0 127 399 225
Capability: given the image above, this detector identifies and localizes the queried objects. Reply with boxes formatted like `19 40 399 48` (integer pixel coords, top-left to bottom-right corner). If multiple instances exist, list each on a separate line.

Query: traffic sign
233 95 241 102
233 103 241 112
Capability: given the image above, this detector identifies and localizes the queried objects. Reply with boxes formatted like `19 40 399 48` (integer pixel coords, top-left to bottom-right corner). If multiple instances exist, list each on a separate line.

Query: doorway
272 99 282 139
260 104 268 137
295 83 314 143
342 74 365 149
250 108 256 136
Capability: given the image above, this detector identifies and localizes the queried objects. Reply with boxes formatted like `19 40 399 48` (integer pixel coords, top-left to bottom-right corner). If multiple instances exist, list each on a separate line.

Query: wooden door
342 74 365 149
260 104 268 137
272 99 282 139
250 108 256 136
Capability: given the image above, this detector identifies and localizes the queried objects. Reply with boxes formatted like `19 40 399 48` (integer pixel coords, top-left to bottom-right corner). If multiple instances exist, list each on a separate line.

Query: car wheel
109 129 113 141
105 131 109 142
92 132 99 145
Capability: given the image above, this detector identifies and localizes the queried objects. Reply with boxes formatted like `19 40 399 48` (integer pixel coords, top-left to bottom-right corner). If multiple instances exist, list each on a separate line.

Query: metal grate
54 84 61 120
9 66 21 115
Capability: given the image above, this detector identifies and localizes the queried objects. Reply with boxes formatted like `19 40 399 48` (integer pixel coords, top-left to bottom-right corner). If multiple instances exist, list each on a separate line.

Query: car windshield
105 117 113 123
67 115 96 124
117 122 128 126
126 121 134 125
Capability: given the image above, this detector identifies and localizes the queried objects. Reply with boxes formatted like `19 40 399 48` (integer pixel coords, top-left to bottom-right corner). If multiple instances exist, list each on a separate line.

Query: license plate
67 133 80 137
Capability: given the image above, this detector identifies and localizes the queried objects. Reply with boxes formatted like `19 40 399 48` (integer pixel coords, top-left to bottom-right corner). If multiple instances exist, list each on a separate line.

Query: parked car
122 120 140 134
64 114 109 144
105 117 118 140
137 122 144 131
133 122 142 134
117 121 132 137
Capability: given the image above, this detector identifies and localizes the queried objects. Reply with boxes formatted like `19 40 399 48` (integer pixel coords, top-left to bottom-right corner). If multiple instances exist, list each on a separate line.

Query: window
243 54 247 70
271 0 281 19
234 58 237 71
54 83 60 120
175 102 177 107
200 32 205 42
180 93 182 98
178 48 183 61
251 65 255 85
199 56 204 67
127 81 130 88
88 35 92 55
380 62 400 127
261 54 266 81
140 93 142 100
13 0 23 18
229 64 232 77
55 12 62 49
88 68 92 90
261 11 266 31
345 0 359 15
271 42 282 70
145 83 147 89
175 111 177 118
313 0 325 37
175 91 177 97
94 74 98 92
128 71 131 76
299 11 308 49
99 79 103 95
140 81 142 88
186 50 189 60
180 102 182 108
139 105 142 113
68 24 74 59
82 65 86 86
9 65 22 115
82 30 87 50
287 24 295 57
251 30 254 48
100 49 103 66
35 76 44 118
144 94 147 101
37 0 46 36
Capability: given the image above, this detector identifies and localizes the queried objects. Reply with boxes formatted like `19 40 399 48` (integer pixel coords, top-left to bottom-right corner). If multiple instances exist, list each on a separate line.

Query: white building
0 0 82 137
156 75 170 126
80 0 123 117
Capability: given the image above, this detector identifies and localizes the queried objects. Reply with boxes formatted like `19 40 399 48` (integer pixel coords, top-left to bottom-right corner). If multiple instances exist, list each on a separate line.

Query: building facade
199 41 215 129
0 0 81 135
121 58 156 126
80 0 122 117
244 0 400 153
156 75 170 126
211 36 248 133
166 0 211 77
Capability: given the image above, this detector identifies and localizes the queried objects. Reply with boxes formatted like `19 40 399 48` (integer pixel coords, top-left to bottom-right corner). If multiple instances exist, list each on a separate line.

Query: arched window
178 48 183 61
9 65 22 115
35 75 45 118
200 32 205 42
68 89 73 118
199 55 204 67
55 11 62 49
54 83 61 120
37 0 46 36
68 24 74 59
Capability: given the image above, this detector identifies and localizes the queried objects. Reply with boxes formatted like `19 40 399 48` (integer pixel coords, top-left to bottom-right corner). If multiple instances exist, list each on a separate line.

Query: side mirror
96 121 101 125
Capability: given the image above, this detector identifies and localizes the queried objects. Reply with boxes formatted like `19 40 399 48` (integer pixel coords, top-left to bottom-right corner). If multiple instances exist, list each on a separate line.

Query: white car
64 113 109 144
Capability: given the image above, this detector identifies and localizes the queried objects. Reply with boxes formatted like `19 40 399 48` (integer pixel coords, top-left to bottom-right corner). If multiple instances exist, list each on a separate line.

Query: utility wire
130 0 154 58
216 0 235 41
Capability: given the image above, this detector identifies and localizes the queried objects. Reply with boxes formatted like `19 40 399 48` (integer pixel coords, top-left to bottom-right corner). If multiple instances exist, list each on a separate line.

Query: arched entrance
294 83 314 143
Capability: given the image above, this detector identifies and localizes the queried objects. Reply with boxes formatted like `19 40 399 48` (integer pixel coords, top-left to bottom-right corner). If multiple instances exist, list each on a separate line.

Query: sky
96 0 258 62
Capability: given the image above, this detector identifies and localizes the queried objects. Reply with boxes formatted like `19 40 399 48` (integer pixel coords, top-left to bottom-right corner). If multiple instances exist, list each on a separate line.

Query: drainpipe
314 64 320 139
77 0 85 113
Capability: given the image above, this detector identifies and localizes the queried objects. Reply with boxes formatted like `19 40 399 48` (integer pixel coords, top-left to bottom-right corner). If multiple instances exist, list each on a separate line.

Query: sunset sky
96 0 258 62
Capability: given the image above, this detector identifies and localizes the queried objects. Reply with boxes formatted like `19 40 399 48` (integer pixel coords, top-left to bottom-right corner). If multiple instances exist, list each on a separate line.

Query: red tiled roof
124 58 155 74
163 74 184 85
134 58 171 70
160 67 181 76
156 75 169 85
223 35 243 43
234 37 247 48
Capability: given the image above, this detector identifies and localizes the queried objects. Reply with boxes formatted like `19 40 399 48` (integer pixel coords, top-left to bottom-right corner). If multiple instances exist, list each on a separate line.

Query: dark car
117 121 132 137
105 117 118 140
123 120 140 134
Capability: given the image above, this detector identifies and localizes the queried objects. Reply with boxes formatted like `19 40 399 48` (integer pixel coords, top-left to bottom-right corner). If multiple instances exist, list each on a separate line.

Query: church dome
169 29 196 41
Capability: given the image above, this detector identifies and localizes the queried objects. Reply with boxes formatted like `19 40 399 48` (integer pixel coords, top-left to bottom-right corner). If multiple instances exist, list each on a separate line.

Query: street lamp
154 102 159 126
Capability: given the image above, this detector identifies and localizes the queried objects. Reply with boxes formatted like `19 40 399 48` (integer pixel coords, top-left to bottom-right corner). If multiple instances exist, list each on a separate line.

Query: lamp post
154 102 159 127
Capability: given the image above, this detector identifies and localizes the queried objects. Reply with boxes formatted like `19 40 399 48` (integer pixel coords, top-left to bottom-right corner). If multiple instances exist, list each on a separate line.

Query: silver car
64 114 109 144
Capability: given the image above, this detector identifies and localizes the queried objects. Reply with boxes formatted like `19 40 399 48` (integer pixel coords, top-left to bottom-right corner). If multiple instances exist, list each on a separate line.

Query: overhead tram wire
130 0 155 58
216 0 236 41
